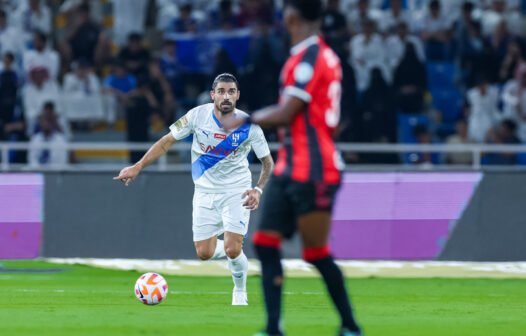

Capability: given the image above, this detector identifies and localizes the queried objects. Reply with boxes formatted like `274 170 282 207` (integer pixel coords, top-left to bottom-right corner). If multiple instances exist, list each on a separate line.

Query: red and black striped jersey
274 35 343 184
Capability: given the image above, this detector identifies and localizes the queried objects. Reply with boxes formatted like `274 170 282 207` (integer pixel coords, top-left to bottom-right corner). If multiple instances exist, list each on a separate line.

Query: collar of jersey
211 107 240 130
290 35 319 55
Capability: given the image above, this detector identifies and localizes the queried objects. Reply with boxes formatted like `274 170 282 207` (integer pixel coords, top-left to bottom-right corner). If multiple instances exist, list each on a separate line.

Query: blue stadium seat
516 153 526 165
430 88 463 122
426 62 456 90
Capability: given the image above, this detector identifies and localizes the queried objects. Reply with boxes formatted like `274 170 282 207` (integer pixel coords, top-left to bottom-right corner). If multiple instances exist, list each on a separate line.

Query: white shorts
192 189 250 242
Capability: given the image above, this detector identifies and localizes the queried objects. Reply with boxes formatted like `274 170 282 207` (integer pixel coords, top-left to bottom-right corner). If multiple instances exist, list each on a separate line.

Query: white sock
211 239 226 260
227 251 248 292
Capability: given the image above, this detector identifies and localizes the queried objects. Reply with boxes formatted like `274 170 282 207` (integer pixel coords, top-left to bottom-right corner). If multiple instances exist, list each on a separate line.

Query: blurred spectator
0 52 19 140
418 0 453 61
460 21 500 86
63 59 101 95
378 0 411 34
59 3 110 67
322 0 348 57
118 33 150 77
386 21 425 71
0 50 26 163
159 40 184 99
147 58 175 125
213 48 238 79
346 0 381 35
453 1 477 63
239 0 274 28
502 71 526 142
336 50 358 143
23 31 60 83
112 0 148 46
350 19 390 91
12 0 51 48
103 61 136 125
0 9 23 60
168 1 200 33
62 59 104 123
392 43 427 114
22 66 61 136
466 75 501 142
479 0 523 37
126 75 157 163
410 124 441 164
445 119 475 165
499 40 522 83
359 67 396 143
208 0 240 30
484 119 520 164
489 20 513 63
28 102 68 167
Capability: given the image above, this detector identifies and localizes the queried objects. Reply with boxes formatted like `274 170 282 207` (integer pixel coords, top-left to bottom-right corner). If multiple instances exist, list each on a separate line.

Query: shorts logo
214 133 226 140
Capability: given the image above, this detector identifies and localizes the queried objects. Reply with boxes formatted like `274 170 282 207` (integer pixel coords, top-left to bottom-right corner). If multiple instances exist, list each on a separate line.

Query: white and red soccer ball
134 272 168 305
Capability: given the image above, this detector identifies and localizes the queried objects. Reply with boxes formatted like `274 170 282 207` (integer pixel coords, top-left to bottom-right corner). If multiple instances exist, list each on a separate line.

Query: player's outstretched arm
113 133 177 186
242 154 274 210
222 96 305 130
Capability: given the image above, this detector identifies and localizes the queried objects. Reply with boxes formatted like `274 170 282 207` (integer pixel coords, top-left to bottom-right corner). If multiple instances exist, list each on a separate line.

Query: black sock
255 244 283 335
309 255 360 333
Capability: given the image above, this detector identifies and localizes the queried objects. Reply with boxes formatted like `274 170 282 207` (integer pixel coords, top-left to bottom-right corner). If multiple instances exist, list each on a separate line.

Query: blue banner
166 29 252 74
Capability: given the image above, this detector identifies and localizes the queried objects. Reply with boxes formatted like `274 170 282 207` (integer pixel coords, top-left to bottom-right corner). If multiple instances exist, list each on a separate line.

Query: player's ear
210 90 214 100
236 90 240 100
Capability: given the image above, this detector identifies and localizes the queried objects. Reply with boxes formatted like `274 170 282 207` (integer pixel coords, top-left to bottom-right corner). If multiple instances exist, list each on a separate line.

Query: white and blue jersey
169 103 270 193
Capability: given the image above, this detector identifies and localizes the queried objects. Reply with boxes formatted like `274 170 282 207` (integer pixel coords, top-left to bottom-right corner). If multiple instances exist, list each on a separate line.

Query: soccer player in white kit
114 73 274 305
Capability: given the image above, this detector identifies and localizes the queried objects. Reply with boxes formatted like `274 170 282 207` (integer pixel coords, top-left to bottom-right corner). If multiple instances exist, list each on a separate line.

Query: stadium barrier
4 142 526 171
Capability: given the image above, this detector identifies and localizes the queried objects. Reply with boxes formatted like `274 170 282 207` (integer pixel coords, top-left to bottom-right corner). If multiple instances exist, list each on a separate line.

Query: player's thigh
257 177 295 239
221 191 250 238
192 191 223 243
290 180 341 247
297 211 332 248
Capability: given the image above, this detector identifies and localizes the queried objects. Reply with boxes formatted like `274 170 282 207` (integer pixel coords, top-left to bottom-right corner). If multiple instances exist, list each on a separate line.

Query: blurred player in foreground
114 73 274 306
222 0 362 334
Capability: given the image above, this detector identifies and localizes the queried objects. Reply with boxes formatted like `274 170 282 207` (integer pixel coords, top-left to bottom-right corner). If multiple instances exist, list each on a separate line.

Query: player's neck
291 26 319 48
213 107 234 126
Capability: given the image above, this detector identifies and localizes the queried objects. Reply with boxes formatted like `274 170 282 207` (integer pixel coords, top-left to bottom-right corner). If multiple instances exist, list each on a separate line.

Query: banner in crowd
166 28 252 74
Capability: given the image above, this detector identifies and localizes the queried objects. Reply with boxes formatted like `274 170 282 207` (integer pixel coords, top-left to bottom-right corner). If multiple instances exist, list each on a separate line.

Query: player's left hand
242 188 261 211
222 114 246 131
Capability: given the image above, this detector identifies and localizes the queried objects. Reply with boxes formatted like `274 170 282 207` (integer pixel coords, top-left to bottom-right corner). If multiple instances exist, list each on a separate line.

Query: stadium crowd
0 0 526 166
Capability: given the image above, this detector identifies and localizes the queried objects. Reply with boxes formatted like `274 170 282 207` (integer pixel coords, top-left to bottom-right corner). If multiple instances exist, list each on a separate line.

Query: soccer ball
134 272 168 305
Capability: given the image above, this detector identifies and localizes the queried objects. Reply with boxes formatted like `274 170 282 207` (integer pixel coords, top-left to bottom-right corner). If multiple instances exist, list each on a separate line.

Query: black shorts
258 175 340 239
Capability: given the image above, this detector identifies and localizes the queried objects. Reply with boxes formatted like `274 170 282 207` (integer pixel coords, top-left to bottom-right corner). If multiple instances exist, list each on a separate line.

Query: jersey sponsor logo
214 133 226 140
200 142 240 156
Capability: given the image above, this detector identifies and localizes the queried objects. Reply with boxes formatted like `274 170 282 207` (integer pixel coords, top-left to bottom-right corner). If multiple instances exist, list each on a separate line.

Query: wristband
244 115 253 124
254 186 263 194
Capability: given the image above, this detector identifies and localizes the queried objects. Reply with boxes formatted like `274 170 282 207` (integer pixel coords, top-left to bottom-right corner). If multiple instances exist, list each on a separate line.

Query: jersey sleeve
169 108 196 140
250 124 271 159
282 46 320 103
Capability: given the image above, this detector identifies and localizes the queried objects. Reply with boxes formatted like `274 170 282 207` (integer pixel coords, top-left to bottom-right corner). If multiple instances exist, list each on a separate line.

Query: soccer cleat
232 290 248 305
338 327 362 336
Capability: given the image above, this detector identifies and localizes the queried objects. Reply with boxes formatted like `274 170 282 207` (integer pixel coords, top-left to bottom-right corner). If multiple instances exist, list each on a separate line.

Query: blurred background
2 0 526 262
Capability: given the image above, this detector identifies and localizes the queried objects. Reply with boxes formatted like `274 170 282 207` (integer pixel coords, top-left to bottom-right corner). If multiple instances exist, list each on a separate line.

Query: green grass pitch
1 260 526 335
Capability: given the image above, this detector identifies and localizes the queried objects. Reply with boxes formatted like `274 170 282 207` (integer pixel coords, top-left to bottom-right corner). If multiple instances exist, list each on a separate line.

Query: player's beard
217 101 234 115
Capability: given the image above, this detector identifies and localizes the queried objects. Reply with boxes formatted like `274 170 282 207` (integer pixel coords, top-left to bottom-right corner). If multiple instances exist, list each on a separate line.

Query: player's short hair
212 73 239 90
284 0 322 22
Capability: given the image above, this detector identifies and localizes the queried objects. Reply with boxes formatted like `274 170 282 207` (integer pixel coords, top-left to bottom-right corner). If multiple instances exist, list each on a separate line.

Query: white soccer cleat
232 290 248 306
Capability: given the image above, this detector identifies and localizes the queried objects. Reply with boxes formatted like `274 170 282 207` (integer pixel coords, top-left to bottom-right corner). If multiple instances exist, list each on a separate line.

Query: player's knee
302 245 331 263
196 248 214 260
225 245 241 259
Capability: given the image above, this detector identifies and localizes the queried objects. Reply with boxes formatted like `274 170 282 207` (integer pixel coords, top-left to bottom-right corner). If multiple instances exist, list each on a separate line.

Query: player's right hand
113 165 141 186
